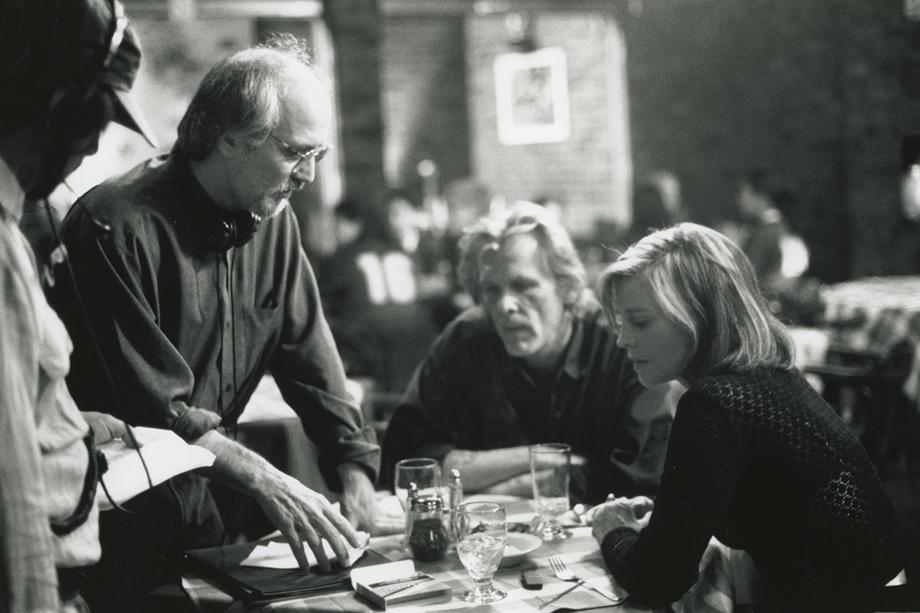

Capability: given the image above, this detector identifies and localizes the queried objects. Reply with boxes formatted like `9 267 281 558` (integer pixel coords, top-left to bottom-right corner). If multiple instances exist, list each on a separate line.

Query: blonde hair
599 223 793 380
458 201 589 312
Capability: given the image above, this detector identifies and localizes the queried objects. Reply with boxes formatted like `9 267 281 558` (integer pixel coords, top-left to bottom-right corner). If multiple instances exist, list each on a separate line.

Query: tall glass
530 443 572 541
394 458 441 546
456 502 507 604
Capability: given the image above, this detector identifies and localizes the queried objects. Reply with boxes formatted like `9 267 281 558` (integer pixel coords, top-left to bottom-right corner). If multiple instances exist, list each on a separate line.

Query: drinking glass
530 443 572 541
456 501 507 604
394 458 441 546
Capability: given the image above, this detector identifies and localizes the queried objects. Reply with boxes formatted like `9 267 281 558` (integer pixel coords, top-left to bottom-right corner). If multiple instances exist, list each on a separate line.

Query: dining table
170 497 751 613
819 276 920 408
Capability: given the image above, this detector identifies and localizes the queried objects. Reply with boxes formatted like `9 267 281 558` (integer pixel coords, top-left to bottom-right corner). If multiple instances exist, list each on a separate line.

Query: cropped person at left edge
0 0 153 610
52 36 380 612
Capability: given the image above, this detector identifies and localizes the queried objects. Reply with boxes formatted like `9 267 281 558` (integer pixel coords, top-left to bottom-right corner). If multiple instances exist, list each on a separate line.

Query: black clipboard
185 537 390 603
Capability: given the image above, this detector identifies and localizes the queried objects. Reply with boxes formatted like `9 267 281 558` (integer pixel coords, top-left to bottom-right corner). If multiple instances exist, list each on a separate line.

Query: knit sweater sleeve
600 386 743 606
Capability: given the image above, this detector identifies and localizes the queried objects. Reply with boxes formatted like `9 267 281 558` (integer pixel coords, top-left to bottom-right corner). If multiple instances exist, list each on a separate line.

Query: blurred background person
731 169 791 297
319 189 439 396
622 170 686 247
319 195 382 380
424 176 496 329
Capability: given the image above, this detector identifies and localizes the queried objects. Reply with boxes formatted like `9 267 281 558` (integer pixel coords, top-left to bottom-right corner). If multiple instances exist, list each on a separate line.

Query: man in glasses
383 202 680 505
54 36 381 611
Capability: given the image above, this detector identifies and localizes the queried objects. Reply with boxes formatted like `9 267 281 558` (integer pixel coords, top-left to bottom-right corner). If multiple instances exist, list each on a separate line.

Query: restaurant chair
802 341 915 477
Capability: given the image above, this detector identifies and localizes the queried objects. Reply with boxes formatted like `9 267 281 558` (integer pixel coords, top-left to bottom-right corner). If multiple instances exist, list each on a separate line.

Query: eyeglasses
269 133 332 166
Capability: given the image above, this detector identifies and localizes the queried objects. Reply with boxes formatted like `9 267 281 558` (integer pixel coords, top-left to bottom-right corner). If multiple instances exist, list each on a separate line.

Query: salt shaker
447 468 463 544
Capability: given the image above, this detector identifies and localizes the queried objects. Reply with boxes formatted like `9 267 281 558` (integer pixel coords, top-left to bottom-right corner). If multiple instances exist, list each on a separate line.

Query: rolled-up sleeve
54 195 220 440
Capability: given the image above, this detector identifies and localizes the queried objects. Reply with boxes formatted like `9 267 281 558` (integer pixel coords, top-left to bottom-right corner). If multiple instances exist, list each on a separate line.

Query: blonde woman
592 223 909 612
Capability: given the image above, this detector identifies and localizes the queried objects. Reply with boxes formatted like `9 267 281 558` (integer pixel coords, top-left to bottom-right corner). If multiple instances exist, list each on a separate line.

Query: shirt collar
0 155 25 221
171 153 228 223
560 315 588 378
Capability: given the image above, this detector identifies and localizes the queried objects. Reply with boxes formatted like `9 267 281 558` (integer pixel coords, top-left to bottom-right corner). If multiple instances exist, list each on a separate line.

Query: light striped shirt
0 156 100 613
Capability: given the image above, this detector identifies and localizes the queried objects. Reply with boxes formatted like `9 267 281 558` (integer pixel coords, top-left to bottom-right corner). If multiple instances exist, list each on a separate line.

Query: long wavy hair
458 201 591 314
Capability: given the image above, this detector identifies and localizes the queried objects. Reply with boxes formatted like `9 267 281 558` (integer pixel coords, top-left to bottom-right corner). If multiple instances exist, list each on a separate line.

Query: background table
820 276 920 404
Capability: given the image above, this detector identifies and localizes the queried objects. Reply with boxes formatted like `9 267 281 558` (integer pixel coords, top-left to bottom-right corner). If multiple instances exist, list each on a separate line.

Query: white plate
499 532 543 568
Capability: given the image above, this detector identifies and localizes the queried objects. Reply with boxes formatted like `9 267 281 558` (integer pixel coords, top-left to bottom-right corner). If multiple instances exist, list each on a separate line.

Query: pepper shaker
408 495 448 561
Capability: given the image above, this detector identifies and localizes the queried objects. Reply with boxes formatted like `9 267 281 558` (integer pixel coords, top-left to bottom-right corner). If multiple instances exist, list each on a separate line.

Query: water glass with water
456 501 507 604
530 442 572 541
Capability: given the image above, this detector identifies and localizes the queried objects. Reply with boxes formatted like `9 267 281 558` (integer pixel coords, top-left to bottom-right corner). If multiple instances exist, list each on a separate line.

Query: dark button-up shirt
601 368 906 610
382 301 673 504
54 154 379 490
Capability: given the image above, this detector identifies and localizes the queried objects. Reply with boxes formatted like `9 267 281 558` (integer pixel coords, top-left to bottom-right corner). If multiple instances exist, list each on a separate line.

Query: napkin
240 532 369 570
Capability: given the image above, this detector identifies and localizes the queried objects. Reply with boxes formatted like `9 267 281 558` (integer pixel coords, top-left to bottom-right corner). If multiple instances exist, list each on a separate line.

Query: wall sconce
505 12 537 53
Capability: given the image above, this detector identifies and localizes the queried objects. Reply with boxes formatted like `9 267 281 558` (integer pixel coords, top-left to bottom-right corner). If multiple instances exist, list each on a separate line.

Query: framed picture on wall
494 47 570 145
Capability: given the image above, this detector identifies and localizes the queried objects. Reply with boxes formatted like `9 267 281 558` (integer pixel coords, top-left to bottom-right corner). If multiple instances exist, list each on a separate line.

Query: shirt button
224 385 232 392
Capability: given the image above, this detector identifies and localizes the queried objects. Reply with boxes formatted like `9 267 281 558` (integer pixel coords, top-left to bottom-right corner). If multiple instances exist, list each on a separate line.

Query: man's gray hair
458 201 589 311
173 34 321 160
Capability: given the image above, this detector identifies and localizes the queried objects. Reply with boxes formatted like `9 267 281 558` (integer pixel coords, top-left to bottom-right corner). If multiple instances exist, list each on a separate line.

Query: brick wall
621 0 920 281
381 16 471 196
376 1 920 279
465 13 631 238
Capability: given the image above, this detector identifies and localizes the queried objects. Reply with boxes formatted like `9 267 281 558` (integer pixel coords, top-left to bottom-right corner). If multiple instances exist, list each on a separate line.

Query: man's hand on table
471 452 588 497
590 495 654 543
338 463 403 536
479 470 536 497
252 469 365 573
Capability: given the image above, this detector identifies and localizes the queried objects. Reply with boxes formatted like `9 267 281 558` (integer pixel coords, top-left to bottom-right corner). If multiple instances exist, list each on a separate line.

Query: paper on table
240 532 370 570
349 559 416 589
95 427 216 511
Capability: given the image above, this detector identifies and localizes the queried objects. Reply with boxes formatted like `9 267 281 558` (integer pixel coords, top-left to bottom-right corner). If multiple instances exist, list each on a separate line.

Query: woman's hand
590 496 654 544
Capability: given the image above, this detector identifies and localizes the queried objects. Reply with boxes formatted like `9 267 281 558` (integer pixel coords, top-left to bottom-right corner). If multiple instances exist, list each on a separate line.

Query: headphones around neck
207 209 262 251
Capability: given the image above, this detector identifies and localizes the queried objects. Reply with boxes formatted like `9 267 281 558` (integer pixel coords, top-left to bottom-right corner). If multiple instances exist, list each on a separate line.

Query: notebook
186 536 388 603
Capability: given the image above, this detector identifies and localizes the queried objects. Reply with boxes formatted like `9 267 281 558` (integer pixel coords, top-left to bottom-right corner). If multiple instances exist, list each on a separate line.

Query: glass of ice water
530 443 572 541
456 501 507 604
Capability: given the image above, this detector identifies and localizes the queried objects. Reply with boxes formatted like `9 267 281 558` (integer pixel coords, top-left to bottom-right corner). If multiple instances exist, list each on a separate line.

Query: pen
538 579 584 610
368 572 432 588
377 576 434 598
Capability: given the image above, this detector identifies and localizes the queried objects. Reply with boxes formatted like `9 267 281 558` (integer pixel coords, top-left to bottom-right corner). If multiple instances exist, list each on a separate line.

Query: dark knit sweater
601 367 907 611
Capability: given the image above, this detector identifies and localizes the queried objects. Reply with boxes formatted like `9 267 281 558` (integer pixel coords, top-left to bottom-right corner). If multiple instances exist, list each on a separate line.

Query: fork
545 556 628 605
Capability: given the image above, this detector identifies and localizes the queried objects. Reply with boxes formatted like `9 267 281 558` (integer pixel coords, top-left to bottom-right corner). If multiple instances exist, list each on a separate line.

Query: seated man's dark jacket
52 153 379 529
382 301 673 504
